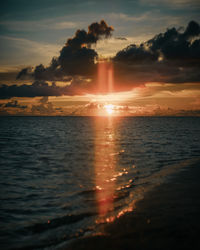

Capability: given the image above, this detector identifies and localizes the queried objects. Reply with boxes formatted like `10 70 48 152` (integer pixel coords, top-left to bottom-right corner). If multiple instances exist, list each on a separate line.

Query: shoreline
65 159 200 250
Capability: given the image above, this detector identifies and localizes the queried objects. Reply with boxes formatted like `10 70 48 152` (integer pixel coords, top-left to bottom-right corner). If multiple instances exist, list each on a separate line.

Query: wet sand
66 160 200 250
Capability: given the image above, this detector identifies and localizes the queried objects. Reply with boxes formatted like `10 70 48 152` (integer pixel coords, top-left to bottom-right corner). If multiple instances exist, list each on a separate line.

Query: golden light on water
94 117 135 224
94 117 116 217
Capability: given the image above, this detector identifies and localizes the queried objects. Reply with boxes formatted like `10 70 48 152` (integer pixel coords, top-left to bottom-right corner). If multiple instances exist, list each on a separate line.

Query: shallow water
0 116 200 249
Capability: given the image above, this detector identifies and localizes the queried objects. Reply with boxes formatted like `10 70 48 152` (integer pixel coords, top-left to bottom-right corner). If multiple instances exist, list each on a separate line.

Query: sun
104 104 114 115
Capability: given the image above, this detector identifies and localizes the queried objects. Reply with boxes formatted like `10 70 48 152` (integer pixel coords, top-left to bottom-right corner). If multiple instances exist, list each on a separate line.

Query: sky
0 0 200 116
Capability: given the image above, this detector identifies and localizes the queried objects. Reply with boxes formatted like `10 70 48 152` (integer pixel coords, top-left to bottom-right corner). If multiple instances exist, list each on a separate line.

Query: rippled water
0 116 200 249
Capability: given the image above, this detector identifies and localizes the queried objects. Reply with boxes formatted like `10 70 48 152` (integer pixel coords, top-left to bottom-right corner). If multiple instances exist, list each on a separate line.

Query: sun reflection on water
94 60 135 224
94 117 117 217
94 117 137 225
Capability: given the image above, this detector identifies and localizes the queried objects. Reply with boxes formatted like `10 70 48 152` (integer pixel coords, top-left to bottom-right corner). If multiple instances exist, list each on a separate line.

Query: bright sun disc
104 104 114 115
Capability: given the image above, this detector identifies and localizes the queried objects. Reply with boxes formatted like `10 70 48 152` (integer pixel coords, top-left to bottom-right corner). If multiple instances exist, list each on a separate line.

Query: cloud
31 102 53 114
116 37 127 41
3 100 27 109
16 67 33 80
0 81 63 99
3 20 200 100
146 20 200 61
30 96 64 115
140 0 200 8
0 35 59 67
109 12 151 22
0 96 64 115
0 78 93 99
113 20 200 84
31 97 53 115
108 11 185 28
39 96 49 104
55 20 114 75
94 37 134 58
65 20 114 49
69 101 131 116
0 19 79 32
151 106 200 116
115 20 200 62
17 20 114 80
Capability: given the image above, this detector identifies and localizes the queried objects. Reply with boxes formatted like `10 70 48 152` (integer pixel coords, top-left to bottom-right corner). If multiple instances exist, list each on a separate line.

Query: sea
0 116 200 250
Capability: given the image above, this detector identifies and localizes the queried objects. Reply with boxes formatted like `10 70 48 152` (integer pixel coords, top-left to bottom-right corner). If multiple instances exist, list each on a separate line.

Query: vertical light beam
97 61 114 94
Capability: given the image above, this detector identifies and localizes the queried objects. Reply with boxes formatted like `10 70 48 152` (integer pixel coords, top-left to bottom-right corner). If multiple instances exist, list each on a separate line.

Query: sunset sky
0 0 200 116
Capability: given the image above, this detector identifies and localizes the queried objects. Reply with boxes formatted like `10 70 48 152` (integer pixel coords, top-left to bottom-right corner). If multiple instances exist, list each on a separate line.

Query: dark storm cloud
146 20 200 62
0 81 61 99
16 67 32 80
58 46 98 75
56 20 113 75
114 20 200 83
17 20 114 80
114 44 158 63
0 78 93 99
65 20 114 49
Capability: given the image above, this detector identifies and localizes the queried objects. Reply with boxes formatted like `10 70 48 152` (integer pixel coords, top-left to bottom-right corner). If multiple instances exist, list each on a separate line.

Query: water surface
0 116 200 249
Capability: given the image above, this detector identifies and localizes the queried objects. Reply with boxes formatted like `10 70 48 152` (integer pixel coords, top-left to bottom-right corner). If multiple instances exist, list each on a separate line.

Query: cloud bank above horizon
0 20 199 100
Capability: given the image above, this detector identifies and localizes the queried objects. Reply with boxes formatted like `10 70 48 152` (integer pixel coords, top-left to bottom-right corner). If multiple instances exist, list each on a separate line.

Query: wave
24 211 97 234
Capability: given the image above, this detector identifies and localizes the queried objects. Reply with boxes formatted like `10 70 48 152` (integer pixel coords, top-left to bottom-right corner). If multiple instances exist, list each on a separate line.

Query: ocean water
0 116 200 249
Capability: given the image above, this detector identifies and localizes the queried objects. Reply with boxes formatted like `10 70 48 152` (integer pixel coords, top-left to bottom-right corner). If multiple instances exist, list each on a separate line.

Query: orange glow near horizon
96 61 118 116
104 104 114 115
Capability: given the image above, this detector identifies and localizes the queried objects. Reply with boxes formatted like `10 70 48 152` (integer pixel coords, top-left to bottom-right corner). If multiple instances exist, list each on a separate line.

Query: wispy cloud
140 0 200 8
0 19 80 32
109 11 186 26
109 12 151 22
0 35 59 67
93 37 138 57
